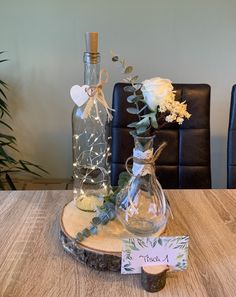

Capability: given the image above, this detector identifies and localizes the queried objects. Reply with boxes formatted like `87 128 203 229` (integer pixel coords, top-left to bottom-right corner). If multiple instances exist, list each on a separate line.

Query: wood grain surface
0 190 236 297
61 200 166 254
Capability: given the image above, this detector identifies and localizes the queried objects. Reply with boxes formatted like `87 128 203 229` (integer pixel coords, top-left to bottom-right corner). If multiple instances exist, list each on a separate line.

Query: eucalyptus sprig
111 53 158 136
112 53 191 136
75 172 130 243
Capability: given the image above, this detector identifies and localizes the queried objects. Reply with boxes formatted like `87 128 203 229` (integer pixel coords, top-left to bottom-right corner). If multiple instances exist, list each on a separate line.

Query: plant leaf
136 117 150 127
19 160 49 174
5 173 16 190
127 95 136 103
0 120 13 130
0 146 16 163
0 88 7 99
0 97 8 109
0 133 16 143
124 66 133 74
127 94 143 103
0 80 8 88
126 107 139 114
112 56 119 62
130 75 139 83
123 85 136 93
136 126 149 135
118 171 130 187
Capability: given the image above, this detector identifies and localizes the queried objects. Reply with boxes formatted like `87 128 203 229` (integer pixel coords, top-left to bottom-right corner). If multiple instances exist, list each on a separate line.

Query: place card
121 236 189 274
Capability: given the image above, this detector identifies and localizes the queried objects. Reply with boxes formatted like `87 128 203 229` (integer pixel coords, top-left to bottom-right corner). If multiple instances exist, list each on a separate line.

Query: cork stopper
85 32 98 53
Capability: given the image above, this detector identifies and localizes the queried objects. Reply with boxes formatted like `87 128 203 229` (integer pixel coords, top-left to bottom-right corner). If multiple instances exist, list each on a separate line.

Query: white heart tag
70 85 89 107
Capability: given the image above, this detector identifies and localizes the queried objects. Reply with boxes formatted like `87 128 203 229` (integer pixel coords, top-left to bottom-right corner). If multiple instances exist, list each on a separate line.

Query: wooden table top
0 190 236 297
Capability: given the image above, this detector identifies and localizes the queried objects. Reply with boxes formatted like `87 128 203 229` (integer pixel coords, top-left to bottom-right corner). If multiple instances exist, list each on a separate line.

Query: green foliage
117 171 130 188
0 52 47 190
126 107 139 114
104 171 130 204
112 53 156 136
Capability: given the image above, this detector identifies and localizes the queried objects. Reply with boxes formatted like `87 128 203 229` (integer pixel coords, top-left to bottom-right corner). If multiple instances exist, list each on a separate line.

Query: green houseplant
0 52 47 189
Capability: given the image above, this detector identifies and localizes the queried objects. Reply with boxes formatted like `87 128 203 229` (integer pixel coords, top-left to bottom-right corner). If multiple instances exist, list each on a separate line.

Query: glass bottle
115 135 168 235
72 37 110 211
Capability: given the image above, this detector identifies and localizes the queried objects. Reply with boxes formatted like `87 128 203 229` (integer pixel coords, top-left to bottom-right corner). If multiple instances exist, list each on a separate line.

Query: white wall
1 0 236 187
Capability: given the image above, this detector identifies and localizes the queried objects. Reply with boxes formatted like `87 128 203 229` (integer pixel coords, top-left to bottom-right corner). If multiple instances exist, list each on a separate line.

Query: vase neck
131 135 155 176
133 135 155 152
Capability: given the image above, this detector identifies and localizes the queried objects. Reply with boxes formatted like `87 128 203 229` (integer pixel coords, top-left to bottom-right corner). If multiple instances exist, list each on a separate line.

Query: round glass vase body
115 135 168 236
72 53 111 211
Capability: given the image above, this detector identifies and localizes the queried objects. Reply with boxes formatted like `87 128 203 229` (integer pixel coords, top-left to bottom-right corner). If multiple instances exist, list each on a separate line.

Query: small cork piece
85 32 98 53
141 265 169 293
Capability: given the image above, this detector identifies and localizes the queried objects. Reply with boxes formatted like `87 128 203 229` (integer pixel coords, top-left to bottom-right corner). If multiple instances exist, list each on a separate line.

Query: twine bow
83 69 114 122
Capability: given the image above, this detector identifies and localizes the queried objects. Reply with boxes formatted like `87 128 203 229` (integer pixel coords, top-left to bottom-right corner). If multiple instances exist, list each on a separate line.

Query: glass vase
72 52 111 211
115 135 168 235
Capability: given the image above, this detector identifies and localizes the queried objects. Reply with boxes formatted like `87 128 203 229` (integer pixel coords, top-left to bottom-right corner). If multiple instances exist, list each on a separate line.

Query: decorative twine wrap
125 142 167 177
83 69 114 122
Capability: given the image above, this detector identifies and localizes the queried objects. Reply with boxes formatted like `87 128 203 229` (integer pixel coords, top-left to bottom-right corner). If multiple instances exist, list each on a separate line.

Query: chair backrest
227 85 236 188
111 83 211 189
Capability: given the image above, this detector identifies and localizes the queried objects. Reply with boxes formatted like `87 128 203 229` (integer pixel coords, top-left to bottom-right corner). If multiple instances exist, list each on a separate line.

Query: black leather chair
227 85 236 188
111 83 211 189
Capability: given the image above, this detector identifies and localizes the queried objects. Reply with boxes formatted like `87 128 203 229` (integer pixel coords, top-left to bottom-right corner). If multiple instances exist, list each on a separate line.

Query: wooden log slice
60 200 166 272
141 265 169 292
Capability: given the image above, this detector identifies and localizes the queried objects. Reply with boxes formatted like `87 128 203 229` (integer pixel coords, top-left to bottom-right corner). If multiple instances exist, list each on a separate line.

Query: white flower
165 114 177 123
141 77 174 111
176 117 184 125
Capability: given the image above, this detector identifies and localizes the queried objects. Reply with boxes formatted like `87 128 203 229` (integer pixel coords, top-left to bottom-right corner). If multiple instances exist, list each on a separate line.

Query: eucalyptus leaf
136 126 149 135
126 107 139 114
130 75 139 82
123 85 136 93
123 77 132 83
127 95 136 103
124 66 133 74
129 130 138 137
133 83 143 91
127 94 143 103
136 117 150 127
118 171 130 187
112 56 119 62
